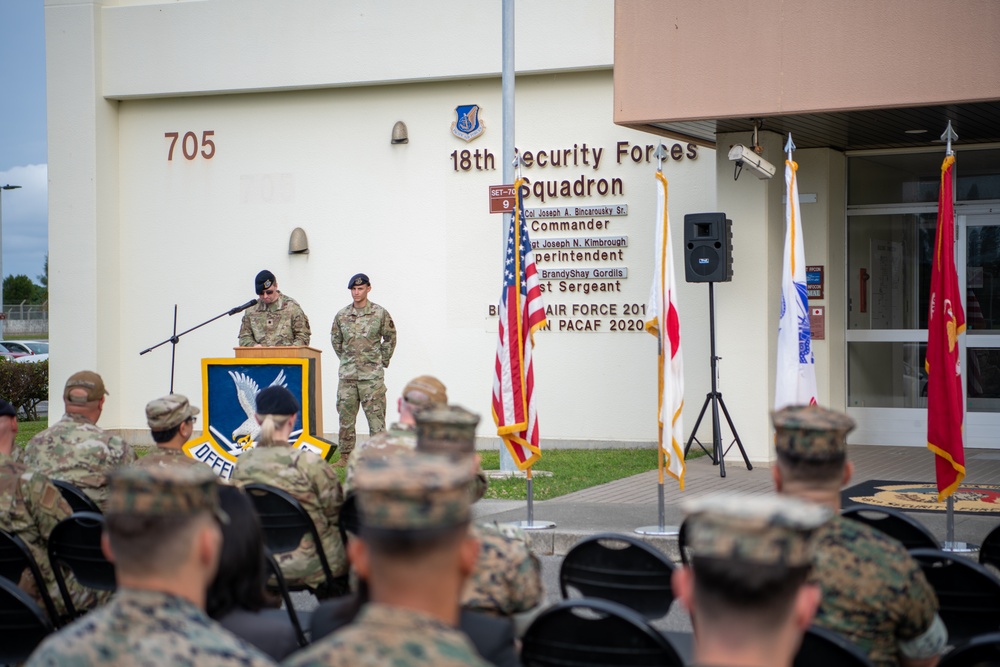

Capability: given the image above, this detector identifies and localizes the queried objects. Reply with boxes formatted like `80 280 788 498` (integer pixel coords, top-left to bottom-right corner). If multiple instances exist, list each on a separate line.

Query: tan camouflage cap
64 370 109 403
108 465 228 524
355 449 474 531
682 493 831 568
146 394 200 431
402 375 448 408
772 404 856 462
415 405 480 456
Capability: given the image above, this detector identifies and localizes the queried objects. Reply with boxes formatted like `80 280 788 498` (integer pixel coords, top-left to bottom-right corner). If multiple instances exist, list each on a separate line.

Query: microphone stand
140 300 256 393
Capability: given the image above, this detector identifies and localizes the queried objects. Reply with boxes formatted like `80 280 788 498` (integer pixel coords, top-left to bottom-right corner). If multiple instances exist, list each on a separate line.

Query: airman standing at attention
673 493 831 667
771 405 947 667
15 371 136 510
138 394 208 470
330 272 396 468
238 269 311 348
26 465 275 666
283 451 491 667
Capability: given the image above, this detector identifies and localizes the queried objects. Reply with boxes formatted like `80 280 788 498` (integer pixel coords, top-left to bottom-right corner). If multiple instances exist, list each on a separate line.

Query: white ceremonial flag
645 171 685 489
774 156 818 410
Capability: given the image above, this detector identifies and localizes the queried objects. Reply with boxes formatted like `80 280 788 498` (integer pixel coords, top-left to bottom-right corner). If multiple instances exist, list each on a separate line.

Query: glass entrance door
846 211 1000 447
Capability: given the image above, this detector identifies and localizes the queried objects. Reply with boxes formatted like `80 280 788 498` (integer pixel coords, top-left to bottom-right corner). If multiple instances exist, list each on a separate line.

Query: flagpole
637 145 680 538
499 0 518 476
937 120 975 553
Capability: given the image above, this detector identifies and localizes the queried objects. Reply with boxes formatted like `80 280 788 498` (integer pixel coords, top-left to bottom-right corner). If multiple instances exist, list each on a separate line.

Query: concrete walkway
472 445 1000 558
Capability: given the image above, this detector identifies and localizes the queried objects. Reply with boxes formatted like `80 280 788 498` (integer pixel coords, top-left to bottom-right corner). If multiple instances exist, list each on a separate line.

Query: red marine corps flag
493 178 546 469
926 150 966 501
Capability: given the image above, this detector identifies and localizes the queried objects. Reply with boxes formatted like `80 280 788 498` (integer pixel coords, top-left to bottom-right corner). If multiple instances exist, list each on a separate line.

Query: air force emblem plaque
452 104 485 142
184 358 333 480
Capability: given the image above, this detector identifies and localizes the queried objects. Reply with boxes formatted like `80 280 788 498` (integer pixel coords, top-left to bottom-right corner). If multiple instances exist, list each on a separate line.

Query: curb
524 528 682 562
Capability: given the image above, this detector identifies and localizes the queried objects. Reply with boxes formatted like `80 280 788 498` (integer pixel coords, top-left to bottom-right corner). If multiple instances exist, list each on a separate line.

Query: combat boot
332 451 350 468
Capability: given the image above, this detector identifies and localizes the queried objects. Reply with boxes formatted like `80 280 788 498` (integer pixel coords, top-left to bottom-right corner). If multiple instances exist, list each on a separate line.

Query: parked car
0 341 37 356
0 343 27 359
14 352 48 364
19 340 48 355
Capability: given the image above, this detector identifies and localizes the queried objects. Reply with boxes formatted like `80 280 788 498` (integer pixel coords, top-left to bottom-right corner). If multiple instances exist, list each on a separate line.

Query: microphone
228 299 258 316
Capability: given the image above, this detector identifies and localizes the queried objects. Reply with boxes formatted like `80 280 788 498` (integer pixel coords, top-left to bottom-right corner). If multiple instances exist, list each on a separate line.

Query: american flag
492 178 546 469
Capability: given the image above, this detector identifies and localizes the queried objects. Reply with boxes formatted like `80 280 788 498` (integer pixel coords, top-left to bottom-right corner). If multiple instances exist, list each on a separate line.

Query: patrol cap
772 404 856 463
682 493 830 568
255 270 276 294
348 273 370 289
64 370 109 403
146 394 200 431
0 398 15 417
415 405 479 456
255 385 299 416
402 375 448 409
108 465 228 524
355 450 474 531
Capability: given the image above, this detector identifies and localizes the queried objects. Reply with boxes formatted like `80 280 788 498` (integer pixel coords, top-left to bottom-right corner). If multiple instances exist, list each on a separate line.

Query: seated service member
231 386 347 597
137 394 208 470
771 404 947 667
238 269 311 347
15 370 136 510
0 397 98 617
284 451 491 667
674 493 831 667
26 466 274 667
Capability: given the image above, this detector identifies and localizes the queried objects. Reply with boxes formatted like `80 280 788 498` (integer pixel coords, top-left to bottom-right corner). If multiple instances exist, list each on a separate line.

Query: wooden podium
234 346 324 435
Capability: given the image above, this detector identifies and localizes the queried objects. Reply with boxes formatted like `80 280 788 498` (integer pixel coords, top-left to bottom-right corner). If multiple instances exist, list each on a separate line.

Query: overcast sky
0 0 47 284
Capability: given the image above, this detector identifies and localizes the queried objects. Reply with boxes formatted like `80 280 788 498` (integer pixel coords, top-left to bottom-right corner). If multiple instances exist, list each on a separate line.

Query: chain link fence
2 302 48 335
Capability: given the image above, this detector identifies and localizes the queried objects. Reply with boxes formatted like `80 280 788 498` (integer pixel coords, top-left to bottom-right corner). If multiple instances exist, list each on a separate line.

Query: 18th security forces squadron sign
184 358 333 480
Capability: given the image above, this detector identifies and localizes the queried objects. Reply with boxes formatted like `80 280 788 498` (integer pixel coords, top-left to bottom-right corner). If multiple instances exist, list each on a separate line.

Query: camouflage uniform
15 412 137 511
811 516 941 667
462 522 543 616
283 603 489 667
26 587 274 667
330 301 396 455
344 424 488 501
772 405 947 667
239 293 311 347
232 440 347 591
0 450 98 618
137 447 210 471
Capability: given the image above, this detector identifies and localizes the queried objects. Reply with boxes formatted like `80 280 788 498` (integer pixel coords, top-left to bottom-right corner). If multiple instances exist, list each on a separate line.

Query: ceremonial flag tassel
926 150 966 502
644 170 685 490
774 138 818 410
492 177 546 470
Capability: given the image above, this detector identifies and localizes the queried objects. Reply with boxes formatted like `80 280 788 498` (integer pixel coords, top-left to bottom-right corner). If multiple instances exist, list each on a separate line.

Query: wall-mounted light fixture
288 227 309 254
391 121 408 144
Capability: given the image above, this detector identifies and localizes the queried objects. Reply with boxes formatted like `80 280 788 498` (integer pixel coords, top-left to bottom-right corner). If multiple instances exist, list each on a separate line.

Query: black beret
348 273 370 289
0 399 15 417
255 270 276 294
255 386 299 416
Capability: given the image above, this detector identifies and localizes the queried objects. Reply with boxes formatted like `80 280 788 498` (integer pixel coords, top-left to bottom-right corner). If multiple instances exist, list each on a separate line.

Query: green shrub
0 359 49 420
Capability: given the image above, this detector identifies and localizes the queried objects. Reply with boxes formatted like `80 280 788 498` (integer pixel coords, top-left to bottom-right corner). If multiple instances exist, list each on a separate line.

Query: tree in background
3 274 46 305
36 254 48 301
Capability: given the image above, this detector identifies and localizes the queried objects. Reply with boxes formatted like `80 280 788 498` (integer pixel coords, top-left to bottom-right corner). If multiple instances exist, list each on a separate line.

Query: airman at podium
238 269 311 347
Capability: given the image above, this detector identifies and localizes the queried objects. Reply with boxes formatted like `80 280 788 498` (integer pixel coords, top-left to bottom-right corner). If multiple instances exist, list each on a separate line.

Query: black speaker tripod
684 282 752 478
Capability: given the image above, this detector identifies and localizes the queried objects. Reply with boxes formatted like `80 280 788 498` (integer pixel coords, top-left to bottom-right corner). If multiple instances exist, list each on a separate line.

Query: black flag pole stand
140 299 257 393
684 282 752 478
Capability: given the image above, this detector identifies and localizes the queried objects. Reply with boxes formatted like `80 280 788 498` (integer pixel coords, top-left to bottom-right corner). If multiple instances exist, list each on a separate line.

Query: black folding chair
938 630 1000 667
521 598 685 667
980 524 1000 572
51 480 102 514
793 625 874 667
910 547 1000 644
47 512 116 620
244 483 345 598
841 505 938 551
265 552 309 647
559 532 675 620
0 574 55 663
0 528 60 626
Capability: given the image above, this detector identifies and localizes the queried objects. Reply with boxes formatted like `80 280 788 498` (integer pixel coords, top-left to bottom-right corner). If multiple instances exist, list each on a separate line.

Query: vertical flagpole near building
637 145 682 537
499 0 518 476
